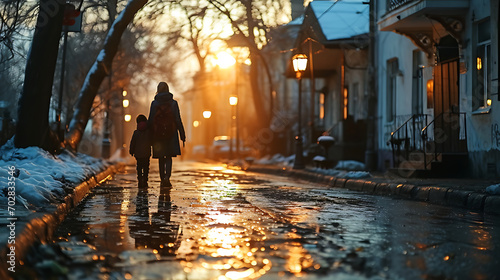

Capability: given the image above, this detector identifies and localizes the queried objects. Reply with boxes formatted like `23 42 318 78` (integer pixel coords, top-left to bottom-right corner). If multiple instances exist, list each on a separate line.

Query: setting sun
215 51 236 69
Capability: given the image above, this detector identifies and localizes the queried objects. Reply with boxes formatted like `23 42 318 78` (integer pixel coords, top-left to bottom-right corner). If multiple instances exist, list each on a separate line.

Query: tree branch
65 0 149 150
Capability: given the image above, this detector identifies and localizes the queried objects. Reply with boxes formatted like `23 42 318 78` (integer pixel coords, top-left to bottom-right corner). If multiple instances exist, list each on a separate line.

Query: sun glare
216 51 236 69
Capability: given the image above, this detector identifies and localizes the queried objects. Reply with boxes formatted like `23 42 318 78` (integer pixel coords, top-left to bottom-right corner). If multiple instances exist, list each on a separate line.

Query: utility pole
365 0 378 171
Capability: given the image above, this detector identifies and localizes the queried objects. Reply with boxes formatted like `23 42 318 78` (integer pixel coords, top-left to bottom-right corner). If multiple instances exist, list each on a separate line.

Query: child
129 114 151 187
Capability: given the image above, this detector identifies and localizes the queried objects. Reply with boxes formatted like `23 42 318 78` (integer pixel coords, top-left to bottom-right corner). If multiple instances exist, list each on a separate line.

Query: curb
0 163 123 279
248 166 500 215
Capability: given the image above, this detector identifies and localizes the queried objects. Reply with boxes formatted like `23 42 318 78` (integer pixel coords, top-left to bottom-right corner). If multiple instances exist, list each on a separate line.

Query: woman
148 82 186 187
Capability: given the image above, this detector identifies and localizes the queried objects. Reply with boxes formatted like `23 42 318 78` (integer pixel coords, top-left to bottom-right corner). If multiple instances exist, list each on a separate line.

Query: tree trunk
65 0 148 151
243 0 271 129
15 0 65 150
248 52 269 128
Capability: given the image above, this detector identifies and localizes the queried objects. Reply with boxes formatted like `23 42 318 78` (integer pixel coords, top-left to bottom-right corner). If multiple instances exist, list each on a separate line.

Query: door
433 35 461 154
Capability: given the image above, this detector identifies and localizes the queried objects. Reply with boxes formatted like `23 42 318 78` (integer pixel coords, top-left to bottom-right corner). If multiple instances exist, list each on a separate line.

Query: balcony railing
387 0 417 12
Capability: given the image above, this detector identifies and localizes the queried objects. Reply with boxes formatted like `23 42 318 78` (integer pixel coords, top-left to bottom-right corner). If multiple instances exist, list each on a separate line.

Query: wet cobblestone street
18 161 500 279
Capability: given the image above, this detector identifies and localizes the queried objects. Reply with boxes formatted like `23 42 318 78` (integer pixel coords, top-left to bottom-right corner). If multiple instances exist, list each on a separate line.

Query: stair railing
389 114 429 167
421 112 467 170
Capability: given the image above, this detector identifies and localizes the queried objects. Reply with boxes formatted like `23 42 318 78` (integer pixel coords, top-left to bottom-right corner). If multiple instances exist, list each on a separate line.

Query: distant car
209 136 254 160
209 136 231 160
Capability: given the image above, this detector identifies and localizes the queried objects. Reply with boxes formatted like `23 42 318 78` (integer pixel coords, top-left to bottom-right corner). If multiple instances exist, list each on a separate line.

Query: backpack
153 101 176 140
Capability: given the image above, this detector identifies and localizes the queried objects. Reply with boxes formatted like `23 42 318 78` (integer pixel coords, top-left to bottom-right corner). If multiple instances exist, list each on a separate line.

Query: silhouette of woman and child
129 81 186 188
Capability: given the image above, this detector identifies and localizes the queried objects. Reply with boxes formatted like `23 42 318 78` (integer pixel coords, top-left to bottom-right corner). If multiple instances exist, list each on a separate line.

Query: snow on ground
334 160 366 171
486 184 500 195
0 139 110 209
311 168 371 179
254 153 370 179
254 154 295 166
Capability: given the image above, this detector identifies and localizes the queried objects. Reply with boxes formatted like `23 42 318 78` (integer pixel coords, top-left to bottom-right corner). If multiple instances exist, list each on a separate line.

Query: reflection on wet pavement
20 161 500 280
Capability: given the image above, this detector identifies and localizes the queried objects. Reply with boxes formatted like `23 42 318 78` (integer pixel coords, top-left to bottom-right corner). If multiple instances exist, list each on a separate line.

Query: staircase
389 113 468 178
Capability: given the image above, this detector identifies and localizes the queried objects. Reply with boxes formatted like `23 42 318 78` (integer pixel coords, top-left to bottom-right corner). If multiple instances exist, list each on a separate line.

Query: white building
376 0 499 178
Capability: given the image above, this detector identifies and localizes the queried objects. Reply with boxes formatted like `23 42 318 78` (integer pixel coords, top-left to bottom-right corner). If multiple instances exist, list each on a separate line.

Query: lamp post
229 96 238 160
121 89 130 157
203 110 212 152
292 53 308 169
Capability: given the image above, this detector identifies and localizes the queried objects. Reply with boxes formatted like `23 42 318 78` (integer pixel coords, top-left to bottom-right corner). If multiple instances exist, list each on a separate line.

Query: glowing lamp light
427 80 434 91
124 114 132 122
122 90 127 97
292 53 308 73
229 96 238 106
487 99 492 106
122 99 129 108
203 110 212 119
477 57 482 70
193 120 200 127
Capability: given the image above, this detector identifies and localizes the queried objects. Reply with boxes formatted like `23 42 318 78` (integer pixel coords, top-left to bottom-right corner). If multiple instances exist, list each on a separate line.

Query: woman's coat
148 91 186 158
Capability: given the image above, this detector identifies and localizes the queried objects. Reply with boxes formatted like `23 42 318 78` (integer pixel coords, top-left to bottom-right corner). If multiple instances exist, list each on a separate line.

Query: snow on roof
310 0 369 41
288 15 304 26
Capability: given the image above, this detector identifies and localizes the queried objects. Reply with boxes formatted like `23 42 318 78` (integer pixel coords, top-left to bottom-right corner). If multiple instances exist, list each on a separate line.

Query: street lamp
121 89 129 157
229 96 238 106
229 96 238 159
292 53 308 169
203 110 212 149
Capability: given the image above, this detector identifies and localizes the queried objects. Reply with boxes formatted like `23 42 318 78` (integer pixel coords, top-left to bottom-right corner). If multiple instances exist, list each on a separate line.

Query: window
426 79 434 109
474 19 491 110
387 59 398 122
318 92 325 126
343 87 349 120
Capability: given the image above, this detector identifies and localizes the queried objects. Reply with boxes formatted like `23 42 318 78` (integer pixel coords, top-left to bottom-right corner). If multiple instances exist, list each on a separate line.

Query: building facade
376 0 499 178
286 0 371 163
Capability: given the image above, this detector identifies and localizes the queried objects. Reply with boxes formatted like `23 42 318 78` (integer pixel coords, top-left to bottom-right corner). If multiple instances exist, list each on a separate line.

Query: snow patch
0 138 109 208
486 184 500 195
310 168 371 179
317 135 335 142
255 154 370 179
335 160 365 171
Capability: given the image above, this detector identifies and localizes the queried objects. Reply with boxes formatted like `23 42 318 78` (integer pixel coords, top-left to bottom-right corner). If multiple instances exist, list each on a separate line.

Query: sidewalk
246 164 500 215
0 163 123 279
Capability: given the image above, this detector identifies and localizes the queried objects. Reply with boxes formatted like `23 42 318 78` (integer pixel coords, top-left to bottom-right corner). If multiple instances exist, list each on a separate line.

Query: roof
309 0 369 41
285 0 370 78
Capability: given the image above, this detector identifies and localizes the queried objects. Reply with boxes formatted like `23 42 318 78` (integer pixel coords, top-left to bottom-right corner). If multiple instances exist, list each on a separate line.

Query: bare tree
15 0 66 150
207 0 286 129
65 0 149 151
0 0 36 63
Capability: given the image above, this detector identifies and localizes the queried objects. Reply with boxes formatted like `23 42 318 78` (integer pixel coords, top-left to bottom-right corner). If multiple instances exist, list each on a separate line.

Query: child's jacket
129 121 151 158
